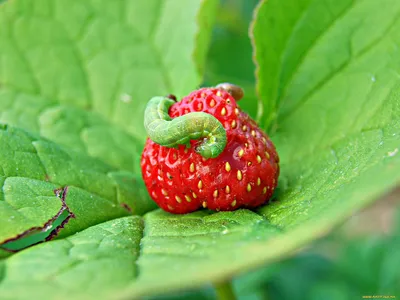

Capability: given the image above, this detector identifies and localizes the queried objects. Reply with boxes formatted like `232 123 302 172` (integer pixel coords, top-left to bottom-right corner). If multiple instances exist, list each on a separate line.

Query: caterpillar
144 96 227 159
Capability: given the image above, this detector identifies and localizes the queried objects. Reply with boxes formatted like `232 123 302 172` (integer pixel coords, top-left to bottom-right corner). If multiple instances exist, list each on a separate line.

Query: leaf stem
214 281 237 300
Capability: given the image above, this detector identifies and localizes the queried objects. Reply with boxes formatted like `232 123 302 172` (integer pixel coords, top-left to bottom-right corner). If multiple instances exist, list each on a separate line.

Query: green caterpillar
144 96 227 158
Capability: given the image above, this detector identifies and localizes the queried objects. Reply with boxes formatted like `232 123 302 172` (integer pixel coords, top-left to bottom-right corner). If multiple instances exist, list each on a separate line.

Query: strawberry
141 85 279 214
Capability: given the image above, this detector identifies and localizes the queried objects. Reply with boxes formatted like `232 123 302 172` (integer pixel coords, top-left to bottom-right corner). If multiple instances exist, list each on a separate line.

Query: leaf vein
277 0 355 108
279 5 400 122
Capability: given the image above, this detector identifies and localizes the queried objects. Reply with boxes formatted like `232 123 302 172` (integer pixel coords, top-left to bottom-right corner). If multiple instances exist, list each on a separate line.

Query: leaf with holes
0 125 156 251
0 216 144 299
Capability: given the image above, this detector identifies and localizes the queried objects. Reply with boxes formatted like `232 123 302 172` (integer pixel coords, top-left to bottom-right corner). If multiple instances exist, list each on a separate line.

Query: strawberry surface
141 87 279 214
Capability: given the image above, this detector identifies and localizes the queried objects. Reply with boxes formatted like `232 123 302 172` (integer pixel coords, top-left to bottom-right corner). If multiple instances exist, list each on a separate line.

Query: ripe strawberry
141 86 279 214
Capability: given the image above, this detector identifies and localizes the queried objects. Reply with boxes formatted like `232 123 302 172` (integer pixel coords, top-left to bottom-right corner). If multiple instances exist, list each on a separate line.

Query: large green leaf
0 0 216 247
143 211 400 299
0 0 217 171
1 0 400 299
0 125 155 248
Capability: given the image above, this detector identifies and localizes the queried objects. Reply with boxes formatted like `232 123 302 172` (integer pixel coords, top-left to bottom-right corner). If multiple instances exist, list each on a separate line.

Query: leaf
0 216 144 299
233 209 400 300
253 0 400 227
0 0 215 247
143 207 400 299
0 210 280 299
0 0 217 169
1 0 400 299
203 0 259 118
252 0 313 128
0 125 155 249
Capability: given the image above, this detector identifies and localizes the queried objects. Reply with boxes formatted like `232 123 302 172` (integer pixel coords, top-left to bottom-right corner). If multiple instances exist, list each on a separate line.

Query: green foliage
203 0 260 118
0 0 399 299
143 209 400 299
0 216 144 299
233 211 400 300
0 125 155 246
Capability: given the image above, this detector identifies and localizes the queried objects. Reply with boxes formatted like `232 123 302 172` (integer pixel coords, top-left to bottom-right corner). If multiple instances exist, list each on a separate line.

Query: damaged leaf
0 216 144 299
0 125 155 250
0 0 216 252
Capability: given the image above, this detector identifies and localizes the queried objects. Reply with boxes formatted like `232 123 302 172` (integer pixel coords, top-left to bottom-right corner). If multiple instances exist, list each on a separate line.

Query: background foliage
0 0 399 299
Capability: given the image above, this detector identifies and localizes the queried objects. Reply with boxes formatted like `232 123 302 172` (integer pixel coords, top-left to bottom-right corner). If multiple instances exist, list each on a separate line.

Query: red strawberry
141 85 279 214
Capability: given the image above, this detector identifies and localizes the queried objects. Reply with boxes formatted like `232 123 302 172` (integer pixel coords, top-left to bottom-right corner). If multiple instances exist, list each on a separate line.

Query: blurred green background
203 0 260 119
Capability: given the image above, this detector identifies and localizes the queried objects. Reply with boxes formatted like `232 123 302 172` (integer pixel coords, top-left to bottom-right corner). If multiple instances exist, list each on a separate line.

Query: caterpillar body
144 96 227 159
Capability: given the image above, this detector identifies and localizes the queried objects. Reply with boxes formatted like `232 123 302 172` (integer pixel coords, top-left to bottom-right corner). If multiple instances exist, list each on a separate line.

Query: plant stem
214 281 237 300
